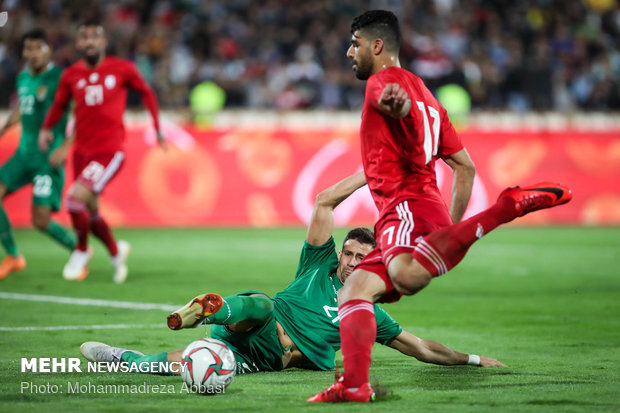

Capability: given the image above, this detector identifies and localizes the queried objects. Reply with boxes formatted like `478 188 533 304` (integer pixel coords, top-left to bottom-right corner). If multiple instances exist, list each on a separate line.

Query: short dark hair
342 227 376 249
78 19 104 32
351 10 402 52
21 29 47 47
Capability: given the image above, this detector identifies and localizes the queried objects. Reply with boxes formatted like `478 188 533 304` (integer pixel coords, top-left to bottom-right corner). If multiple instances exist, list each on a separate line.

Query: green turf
0 227 619 412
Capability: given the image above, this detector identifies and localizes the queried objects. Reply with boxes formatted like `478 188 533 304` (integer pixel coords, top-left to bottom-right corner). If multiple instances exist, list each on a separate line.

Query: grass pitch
0 226 619 412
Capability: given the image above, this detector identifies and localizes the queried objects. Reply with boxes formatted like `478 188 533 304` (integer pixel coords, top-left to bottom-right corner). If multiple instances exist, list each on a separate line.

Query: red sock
413 196 516 276
90 212 118 256
67 198 90 252
339 299 376 389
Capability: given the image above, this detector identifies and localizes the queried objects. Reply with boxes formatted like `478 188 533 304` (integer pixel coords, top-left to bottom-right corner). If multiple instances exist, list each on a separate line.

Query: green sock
44 220 76 250
205 295 273 325
0 205 18 256
120 351 172 375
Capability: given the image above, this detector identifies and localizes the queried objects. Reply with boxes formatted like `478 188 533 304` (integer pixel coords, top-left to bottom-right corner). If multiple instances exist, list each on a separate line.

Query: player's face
77 25 107 65
337 239 374 282
22 38 50 73
346 31 374 80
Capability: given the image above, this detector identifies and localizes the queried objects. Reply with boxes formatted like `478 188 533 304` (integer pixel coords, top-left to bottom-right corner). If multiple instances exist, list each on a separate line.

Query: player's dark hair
21 29 48 47
343 227 376 249
351 10 401 52
78 18 105 32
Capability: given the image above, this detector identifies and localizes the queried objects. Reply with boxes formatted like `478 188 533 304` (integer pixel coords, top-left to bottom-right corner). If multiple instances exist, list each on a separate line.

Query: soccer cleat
80 341 143 363
0 254 26 280
307 377 375 403
167 293 224 330
111 240 131 284
497 182 572 219
62 247 94 281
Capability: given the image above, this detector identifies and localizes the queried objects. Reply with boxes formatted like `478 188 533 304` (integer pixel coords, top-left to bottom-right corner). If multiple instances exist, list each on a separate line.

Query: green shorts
210 291 285 375
0 151 65 212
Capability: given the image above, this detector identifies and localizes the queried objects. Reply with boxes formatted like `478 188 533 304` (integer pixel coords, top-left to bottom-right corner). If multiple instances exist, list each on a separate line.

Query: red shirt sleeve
42 69 72 129
438 108 464 156
124 62 160 131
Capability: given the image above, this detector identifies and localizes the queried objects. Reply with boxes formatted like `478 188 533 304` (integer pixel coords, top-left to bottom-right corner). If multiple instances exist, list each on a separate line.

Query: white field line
0 292 179 312
0 324 164 332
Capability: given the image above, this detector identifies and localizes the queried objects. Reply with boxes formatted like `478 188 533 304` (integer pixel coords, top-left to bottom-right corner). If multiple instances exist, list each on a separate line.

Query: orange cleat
497 182 572 219
167 293 224 330
307 377 375 403
0 254 26 280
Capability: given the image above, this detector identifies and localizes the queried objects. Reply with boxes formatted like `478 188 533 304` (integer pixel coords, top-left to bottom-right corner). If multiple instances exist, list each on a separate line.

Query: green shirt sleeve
294 237 338 280
375 305 403 345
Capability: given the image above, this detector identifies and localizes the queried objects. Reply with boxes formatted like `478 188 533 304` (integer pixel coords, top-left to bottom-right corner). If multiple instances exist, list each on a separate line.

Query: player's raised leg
0 183 26 279
167 293 273 330
390 182 572 294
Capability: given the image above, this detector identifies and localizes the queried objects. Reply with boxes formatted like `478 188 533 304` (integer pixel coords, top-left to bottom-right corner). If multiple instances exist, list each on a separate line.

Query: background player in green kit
0 29 75 279
80 172 504 373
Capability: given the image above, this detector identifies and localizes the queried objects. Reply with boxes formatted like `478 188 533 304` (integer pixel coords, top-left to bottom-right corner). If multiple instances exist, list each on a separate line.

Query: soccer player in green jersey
81 172 504 374
0 29 75 279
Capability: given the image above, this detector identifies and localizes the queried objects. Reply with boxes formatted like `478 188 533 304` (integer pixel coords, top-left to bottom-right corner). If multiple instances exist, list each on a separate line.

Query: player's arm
0 106 21 139
125 63 166 150
39 72 72 152
387 330 505 367
442 148 475 223
49 128 76 169
377 83 412 119
306 171 366 246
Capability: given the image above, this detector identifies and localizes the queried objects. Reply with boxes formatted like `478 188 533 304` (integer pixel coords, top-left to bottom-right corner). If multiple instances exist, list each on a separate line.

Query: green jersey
273 237 402 371
16 64 68 162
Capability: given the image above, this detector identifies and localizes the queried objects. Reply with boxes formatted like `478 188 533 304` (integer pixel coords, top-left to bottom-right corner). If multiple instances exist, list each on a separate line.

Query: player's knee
391 267 432 296
0 182 8 201
32 213 50 231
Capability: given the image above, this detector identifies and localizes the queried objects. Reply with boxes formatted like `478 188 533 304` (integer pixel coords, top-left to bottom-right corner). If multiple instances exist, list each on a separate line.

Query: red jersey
43 56 160 156
360 67 463 214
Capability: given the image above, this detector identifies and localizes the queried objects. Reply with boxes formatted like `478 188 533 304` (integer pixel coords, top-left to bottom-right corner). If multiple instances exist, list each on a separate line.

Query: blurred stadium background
1 0 619 227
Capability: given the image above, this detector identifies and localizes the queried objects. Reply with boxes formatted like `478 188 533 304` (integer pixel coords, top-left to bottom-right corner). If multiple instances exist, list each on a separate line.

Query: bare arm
49 128 76 169
305 171 367 246
387 330 505 367
377 83 412 119
443 148 475 223
0 106 21 139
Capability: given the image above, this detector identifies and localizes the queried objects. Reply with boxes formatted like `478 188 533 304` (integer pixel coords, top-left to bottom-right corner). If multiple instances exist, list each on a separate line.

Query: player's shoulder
46 64 63 78
62 60 84 76
105 56 135 69
17 69 29 81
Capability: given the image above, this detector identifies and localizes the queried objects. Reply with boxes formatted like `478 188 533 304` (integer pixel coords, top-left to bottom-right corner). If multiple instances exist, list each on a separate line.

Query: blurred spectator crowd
1 0 619 111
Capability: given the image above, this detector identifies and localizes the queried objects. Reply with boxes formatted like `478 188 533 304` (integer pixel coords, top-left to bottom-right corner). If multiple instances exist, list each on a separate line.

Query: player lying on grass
81 172 504 373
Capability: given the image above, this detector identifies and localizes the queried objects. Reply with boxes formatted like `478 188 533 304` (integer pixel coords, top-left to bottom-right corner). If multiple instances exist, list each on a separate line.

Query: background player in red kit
39 21 166 283
309 10 572 402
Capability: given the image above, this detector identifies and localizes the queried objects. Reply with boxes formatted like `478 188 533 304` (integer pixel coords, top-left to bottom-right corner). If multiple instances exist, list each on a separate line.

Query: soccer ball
180 338 236 394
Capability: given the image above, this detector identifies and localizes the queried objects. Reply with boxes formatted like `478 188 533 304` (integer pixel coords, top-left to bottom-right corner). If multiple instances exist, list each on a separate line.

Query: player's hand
38 129 54 153
49 146 68 169
378 83 411 118
479 356 506 367
156 130 168 152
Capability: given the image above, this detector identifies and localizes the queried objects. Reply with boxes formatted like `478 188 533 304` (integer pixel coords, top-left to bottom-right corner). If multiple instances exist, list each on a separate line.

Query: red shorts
73 151 125 194
355 197 452 303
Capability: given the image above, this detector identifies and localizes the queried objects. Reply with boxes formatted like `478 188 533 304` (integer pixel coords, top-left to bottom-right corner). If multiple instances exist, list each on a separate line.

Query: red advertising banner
1 123 619 227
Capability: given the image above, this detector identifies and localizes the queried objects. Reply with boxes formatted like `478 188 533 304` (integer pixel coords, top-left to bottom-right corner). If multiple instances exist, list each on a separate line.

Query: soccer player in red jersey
39 20 166 283
309 10 572 402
